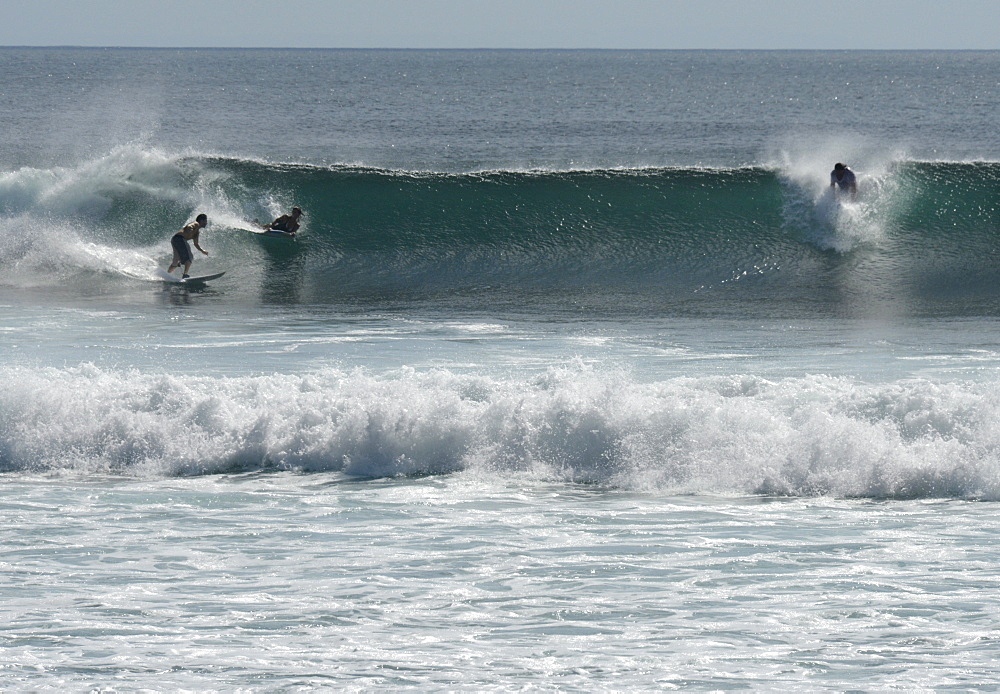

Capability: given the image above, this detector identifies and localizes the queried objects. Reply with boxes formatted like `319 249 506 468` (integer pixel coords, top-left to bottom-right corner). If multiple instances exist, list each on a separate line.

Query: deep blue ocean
5 48 1000 690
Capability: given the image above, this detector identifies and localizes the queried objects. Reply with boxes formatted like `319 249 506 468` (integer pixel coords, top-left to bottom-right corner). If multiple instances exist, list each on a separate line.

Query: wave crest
3 148 1000 314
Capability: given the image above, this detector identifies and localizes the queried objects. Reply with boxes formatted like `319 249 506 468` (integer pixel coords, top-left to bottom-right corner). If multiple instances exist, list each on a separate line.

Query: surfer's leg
168 234 188 274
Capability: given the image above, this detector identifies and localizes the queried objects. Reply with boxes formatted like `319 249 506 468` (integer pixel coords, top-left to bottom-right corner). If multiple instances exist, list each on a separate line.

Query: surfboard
245 218 297 240
162 271 226 285
248 228 296 240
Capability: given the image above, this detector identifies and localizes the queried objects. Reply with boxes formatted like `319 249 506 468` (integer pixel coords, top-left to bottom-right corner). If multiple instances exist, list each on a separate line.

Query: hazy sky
2 0 1000 50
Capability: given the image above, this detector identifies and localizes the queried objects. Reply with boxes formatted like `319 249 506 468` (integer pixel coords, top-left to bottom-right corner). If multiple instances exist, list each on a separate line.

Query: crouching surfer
830 163 858 200
167 213 209 279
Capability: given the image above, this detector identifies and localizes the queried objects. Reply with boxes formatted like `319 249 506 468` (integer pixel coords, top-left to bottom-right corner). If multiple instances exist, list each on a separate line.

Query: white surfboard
248 228 296 240
245 218 297 240
161 271 226 285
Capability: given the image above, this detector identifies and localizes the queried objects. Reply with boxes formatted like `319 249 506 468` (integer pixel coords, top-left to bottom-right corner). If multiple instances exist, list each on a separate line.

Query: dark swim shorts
171 233 193 264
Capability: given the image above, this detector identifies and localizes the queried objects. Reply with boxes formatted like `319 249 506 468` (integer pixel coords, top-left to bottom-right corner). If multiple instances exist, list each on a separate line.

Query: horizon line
1 45 997 52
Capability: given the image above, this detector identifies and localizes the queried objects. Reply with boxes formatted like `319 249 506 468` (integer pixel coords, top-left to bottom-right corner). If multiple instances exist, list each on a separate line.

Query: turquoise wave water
3 150 1000 314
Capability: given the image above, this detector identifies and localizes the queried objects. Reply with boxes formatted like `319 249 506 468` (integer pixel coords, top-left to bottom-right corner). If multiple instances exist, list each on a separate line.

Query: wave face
3 148 1000 315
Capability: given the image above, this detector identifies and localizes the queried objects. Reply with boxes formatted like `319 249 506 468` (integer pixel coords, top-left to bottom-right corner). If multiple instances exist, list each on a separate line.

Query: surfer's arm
267 215 290 231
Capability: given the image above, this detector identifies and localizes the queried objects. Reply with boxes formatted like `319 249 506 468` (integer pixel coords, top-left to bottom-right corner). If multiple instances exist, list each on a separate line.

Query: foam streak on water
4 476 1000 691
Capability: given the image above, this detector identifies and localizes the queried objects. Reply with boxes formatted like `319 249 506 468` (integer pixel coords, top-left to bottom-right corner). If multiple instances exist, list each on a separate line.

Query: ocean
4 48 1000 690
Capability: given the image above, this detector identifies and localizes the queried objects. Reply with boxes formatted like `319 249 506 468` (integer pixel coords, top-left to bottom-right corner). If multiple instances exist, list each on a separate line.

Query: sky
2 0 1000 50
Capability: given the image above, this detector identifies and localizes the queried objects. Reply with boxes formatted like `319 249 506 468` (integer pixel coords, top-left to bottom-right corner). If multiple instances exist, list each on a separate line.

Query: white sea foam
3 363 999 499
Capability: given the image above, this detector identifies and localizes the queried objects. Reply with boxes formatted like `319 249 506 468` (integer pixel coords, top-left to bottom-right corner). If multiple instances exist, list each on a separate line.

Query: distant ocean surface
5 48 1000 690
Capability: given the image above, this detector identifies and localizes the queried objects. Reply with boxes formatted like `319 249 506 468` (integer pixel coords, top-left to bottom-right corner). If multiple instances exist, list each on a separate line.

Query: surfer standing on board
830 163 858 200
167 213 209 279
262 206 303 236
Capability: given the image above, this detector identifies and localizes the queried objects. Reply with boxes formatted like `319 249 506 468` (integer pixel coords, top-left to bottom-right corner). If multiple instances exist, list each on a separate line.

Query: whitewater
5 48 1000 690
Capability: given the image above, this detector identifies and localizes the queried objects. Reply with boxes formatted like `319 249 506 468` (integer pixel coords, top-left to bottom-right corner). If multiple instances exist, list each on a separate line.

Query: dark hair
195 213 208 224
292 206 302 215
834 163 845 170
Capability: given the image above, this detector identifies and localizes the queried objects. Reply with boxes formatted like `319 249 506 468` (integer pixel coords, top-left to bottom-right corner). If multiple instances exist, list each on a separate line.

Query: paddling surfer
167 213 209 279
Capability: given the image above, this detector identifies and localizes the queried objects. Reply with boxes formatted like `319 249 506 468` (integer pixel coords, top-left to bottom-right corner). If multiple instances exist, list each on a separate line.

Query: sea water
4 49 1000 690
